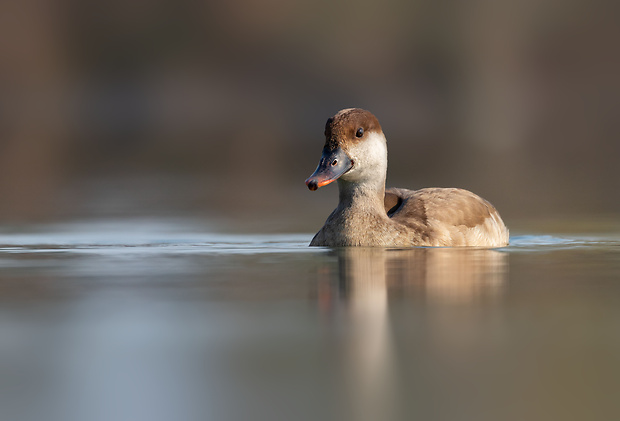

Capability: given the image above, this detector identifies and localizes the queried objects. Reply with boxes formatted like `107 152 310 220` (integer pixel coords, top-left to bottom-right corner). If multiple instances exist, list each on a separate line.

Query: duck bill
305 147 353 191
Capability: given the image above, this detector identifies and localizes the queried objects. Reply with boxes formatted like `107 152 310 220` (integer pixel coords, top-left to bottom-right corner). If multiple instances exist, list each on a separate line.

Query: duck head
305 108 387 191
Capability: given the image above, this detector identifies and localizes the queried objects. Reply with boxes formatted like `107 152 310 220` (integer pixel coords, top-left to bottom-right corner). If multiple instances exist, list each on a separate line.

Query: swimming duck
305 108 509 247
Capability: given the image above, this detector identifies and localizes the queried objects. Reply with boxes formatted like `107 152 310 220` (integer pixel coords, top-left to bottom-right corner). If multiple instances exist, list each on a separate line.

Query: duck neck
337 176 386 214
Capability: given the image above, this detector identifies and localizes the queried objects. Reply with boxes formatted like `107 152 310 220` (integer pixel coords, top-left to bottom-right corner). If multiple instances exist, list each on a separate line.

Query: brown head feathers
324 108 382 151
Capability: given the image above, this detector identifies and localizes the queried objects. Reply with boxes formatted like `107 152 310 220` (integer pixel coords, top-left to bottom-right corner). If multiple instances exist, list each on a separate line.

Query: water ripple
1 220 619 257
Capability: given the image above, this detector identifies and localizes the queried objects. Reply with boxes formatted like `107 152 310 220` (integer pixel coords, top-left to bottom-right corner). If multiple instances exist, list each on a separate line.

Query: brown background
1 0 618 231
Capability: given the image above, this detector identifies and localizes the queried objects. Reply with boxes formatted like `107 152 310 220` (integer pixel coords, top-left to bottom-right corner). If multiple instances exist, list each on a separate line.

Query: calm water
1 220 620 421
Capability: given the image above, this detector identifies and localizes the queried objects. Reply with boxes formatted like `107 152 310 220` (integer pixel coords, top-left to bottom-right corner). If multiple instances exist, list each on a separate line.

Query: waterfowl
305 108 509 247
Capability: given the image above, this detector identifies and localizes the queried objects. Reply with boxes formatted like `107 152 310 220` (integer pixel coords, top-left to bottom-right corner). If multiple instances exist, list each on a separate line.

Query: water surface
1 220 620 421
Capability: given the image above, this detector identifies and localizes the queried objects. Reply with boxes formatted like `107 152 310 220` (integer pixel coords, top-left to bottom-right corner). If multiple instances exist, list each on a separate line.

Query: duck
305 108 509 247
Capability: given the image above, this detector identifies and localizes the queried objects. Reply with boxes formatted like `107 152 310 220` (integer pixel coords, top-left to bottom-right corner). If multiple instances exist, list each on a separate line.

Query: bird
305 108 509 247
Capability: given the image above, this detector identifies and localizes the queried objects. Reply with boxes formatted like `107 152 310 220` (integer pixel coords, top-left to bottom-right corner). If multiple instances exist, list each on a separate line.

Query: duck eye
355 128 364 138
331 159 338 166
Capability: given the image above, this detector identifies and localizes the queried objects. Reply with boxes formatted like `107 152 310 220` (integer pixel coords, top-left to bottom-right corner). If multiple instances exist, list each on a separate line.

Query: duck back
385 187 509 247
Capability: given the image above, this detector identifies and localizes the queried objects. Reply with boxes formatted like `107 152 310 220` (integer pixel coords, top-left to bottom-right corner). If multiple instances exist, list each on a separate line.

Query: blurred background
0 0 618 231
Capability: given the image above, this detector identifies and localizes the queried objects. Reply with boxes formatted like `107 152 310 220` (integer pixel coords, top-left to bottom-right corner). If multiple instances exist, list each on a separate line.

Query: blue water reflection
1 221 620 421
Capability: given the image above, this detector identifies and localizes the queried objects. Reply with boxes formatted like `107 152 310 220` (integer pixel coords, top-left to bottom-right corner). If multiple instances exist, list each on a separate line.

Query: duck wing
384 187 509 246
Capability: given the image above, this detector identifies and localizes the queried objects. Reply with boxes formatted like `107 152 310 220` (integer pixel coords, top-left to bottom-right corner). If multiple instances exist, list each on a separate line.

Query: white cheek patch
345 132 388 181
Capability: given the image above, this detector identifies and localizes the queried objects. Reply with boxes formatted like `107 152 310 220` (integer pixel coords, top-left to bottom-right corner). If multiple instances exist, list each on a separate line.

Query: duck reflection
319 247 508 308
316 247 508 421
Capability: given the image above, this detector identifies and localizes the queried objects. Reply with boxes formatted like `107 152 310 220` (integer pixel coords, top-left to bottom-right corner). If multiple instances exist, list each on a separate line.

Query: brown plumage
305 108 509 247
